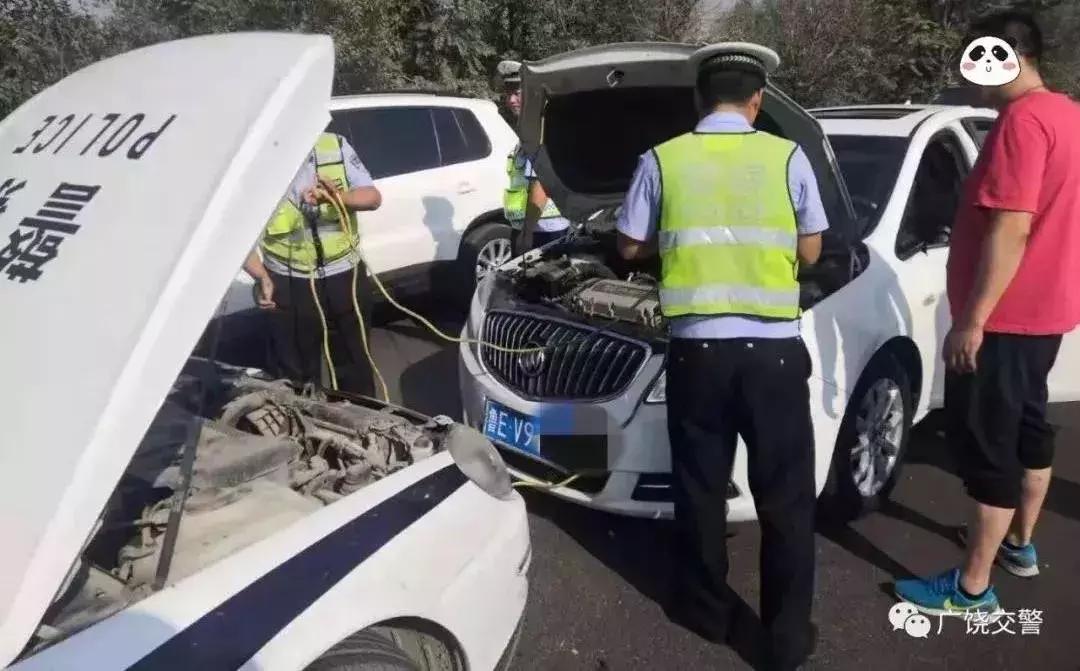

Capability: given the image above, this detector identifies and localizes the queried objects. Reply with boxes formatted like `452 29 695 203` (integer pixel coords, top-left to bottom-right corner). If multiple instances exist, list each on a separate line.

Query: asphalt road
352 306 1078 671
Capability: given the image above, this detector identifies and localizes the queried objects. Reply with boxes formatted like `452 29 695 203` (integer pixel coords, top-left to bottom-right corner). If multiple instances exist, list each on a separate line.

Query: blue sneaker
894 567 1001 617
957 526 1040 577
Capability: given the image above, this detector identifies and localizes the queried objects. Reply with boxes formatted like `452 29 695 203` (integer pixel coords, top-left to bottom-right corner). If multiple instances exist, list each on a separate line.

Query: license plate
483 400 540 456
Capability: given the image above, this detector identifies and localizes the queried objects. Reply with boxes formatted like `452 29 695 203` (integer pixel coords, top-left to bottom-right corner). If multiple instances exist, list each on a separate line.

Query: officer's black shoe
762 622 818 671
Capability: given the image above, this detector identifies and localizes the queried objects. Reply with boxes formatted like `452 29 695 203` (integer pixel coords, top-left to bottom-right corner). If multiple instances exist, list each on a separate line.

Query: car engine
496 206 867 333
495 206 666 331
37 361 454 647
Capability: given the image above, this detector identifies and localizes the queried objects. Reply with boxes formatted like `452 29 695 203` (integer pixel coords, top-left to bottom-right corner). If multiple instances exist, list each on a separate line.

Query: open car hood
520 42 856 240
0 33 333 663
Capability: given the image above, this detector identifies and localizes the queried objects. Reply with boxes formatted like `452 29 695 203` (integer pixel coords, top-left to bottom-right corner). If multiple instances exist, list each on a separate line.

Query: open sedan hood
520 42 856 241
0 33 333 663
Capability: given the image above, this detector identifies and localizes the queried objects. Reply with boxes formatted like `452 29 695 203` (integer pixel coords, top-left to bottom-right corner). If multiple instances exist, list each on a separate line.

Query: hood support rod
151 304 227 591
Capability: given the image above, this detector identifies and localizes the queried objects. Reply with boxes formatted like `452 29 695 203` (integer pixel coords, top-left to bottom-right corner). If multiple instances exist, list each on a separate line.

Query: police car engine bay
34 362 461 650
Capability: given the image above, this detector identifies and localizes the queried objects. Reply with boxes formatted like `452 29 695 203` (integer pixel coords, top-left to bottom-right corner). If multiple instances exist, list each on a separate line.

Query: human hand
254 274 276 309
302 177 342 206
944 323 984 373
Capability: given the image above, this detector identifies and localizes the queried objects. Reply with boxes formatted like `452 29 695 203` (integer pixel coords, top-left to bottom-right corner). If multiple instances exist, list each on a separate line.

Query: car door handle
457 182 477 194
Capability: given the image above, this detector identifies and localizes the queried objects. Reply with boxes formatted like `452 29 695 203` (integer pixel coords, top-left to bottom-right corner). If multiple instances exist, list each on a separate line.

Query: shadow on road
522 490 772 670
816 518 917 580
879 499 960 546
903 409 1080 524
1044 475 1080 524
389 309 467 418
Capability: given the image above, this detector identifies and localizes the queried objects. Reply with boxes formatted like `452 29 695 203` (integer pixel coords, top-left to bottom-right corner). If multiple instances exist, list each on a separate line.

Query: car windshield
827 134 909 237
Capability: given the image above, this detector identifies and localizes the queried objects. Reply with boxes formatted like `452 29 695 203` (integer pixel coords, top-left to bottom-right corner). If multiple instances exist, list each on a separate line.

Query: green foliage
1 0 110 118
716 0 1080 107
2 0 1079 119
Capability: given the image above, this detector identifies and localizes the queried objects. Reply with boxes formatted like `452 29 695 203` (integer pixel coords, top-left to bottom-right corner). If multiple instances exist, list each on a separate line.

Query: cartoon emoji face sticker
961 36 1021 86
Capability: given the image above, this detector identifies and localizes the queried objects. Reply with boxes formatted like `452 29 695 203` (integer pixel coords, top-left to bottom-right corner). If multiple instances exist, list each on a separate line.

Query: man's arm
956 210 1033 329
617 232 657 260
616 152 662 261
339 183 382 211
797 234 822 266
959 114 1047 327
323 136 382 211
242 247 266 280
945 114 1047 372
521 179 548 250
242 248 276 309
789 147 829 266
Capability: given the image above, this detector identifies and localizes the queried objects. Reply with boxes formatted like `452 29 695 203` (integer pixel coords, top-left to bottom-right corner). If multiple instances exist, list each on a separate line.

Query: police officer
497 60 530 242
242 131 382 395
495 59 571 253
616 44 826 671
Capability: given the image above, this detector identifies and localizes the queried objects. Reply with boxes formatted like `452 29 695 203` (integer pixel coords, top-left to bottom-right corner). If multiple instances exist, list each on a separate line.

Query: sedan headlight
444 424 514 500
645 370 667 404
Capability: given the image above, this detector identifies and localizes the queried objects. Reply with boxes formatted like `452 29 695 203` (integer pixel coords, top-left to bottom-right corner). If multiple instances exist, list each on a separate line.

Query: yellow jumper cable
308 188 543 404
511 473 582 490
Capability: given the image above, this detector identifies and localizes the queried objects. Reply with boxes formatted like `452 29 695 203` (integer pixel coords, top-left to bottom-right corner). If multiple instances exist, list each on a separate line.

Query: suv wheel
820 353 913 521
458 221 513 296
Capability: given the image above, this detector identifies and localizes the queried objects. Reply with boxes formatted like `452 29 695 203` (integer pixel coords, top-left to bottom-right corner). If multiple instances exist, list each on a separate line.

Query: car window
432 107 491 165
896 131 970 259
964 118 995 150
826 134 909 237
456 108 491 158
329 107 440 179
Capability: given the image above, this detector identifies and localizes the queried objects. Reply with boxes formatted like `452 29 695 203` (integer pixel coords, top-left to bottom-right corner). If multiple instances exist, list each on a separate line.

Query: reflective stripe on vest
261 132 360 273
658 226 797 251
654 131 800 320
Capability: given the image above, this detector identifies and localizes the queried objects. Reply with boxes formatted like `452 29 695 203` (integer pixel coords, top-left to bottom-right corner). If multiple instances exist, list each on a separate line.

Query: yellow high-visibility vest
260 132 359 273
504 146 562 227
654 131 800 320
504 147 528 224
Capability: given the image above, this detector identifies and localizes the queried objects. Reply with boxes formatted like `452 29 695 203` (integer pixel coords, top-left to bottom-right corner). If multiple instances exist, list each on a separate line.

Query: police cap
689 42 781 78
496 59 522 85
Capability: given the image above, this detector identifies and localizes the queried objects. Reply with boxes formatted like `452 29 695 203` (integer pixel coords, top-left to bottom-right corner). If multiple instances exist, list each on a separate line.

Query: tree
715 0 1079 107
2 0 709 116
1 0 109 118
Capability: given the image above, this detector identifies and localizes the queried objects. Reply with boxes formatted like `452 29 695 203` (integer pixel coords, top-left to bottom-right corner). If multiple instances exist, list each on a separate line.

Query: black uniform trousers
666 336 816 670
267 266 375 397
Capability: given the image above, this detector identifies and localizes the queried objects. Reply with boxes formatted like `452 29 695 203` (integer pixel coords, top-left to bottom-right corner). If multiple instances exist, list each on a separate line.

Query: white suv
329 93 518 296
224 92 518 313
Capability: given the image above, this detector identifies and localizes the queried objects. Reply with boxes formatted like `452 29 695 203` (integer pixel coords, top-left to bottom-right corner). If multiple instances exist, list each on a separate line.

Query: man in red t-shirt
897 11 1080 615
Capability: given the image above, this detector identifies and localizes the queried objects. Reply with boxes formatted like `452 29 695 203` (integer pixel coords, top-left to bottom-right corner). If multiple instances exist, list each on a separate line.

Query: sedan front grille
480 311 649 400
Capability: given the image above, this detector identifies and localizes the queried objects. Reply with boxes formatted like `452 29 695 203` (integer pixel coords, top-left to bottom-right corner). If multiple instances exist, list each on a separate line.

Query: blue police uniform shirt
523 157 572 233
616 111 830 339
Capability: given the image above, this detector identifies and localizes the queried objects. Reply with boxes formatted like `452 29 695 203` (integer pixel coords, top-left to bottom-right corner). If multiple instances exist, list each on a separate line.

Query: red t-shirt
947 89 1080 335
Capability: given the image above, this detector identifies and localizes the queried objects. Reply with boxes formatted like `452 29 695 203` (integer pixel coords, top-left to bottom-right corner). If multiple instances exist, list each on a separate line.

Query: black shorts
946 332 1063 509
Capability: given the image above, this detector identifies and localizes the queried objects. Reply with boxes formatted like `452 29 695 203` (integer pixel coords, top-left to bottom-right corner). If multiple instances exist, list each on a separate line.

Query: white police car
0 34 529 670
